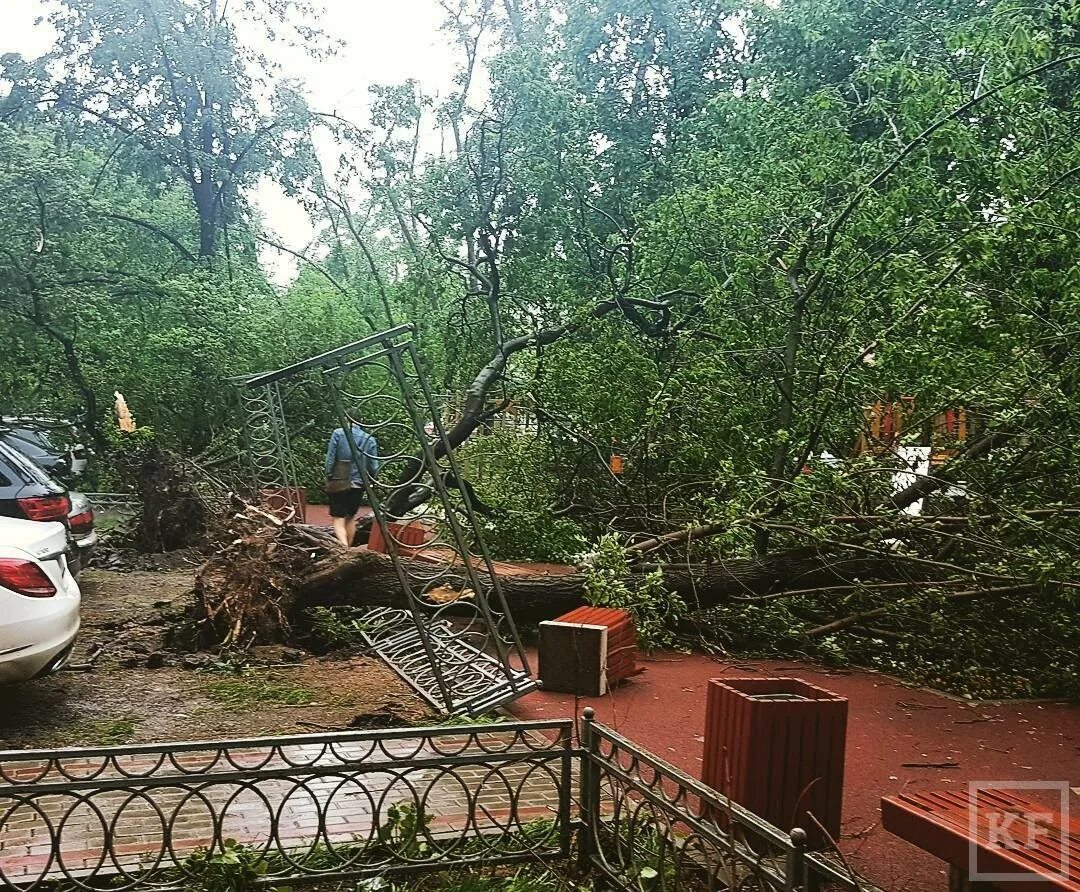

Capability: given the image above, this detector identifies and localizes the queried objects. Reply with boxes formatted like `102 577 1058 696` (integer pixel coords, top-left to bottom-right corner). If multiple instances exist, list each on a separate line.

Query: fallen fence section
0 720 573 890
236 324 537 716
0 716 862 891
359 607 535 716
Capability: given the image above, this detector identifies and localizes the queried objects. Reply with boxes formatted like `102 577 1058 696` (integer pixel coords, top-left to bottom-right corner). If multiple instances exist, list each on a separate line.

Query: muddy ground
0 565 432 749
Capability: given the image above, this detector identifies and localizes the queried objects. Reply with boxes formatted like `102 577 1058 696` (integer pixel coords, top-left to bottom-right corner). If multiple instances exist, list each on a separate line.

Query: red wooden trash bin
538 606 637 696
367 520 435 556
702 677 847 849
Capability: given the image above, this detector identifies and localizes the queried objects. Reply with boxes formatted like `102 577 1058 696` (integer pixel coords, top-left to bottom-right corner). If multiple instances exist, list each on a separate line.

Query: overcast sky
1 0 465 279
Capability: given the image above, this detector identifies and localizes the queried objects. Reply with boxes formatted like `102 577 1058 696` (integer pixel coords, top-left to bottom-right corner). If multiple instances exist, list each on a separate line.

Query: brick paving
0 729 571 888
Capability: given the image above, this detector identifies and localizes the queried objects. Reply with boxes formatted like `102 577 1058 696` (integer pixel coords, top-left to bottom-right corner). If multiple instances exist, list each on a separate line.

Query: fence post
558 721 574 859
785 827 808 892
578 707 601 870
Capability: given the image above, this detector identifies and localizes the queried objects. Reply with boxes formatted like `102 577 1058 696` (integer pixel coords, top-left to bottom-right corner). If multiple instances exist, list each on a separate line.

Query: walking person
325 420 379 547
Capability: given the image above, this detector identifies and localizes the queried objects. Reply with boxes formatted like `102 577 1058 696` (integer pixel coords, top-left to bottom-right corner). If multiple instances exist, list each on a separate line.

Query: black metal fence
579 710 860 892
0 720 573 890
0 716 860 891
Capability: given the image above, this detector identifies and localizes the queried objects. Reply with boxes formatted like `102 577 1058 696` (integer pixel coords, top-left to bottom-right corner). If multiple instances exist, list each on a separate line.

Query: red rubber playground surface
511 653 1080 892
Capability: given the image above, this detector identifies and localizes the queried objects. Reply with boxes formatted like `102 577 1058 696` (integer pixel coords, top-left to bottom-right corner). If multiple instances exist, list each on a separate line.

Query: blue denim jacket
325 425 380 485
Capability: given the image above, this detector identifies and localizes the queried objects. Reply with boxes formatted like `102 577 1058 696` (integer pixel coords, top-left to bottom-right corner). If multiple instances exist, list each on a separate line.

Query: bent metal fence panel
238 324 535 716
0 720 574 890
579 712 861 892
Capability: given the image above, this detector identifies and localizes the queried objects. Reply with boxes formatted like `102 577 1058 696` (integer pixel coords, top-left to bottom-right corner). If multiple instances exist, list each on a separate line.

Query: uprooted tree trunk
189 503 352 647
303 546 918 618
190 500 922 647
189 432 1073 650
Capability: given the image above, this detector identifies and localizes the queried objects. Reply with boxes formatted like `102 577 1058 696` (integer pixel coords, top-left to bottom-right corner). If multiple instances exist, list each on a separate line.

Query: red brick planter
702 677 847 849
367 520 435 556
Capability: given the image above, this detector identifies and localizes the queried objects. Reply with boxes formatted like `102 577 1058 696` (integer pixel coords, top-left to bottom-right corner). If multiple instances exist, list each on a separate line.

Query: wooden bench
882 788 1080 891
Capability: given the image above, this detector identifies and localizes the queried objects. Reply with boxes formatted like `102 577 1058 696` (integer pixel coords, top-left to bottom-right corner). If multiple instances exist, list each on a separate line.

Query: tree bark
298 542 906 622
195 173 217 258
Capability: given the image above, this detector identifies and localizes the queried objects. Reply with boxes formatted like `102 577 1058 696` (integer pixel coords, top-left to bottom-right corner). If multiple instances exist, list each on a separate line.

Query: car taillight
0 559 57 597
17 494 71 522
70 508 95 535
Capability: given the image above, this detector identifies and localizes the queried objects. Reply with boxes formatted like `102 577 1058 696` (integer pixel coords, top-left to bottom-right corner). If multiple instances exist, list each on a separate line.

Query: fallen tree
304 547 930 618
190 496 1026 646
184 486 1078 701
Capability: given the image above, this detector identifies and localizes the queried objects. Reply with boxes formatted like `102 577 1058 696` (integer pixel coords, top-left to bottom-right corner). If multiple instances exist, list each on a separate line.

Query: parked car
0 439 71 526
66 491 97 577
0 516 81 683
68 491 97 551
0 418 89 480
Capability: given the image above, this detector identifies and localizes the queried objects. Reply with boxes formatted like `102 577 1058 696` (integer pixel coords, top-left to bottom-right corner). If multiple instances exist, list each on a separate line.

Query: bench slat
882 789 1079 892
896 792 1080 860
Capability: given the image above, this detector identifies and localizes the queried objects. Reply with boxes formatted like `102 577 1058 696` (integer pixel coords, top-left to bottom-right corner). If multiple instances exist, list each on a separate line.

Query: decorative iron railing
0 719 573 890
79 493 141 517
0 714 862 891
579 710 861 892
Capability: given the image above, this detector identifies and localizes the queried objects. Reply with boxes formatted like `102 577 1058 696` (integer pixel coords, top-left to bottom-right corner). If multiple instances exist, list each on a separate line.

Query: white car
0 517 81 683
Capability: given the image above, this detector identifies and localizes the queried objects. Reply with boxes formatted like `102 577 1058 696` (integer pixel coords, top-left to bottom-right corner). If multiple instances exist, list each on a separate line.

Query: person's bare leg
345 514 358 547
332 515 351 547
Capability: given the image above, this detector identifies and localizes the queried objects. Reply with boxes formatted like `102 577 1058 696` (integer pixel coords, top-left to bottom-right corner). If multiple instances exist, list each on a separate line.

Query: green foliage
457 430 587 562
172 812 565 892
3 0 1079 695
585 818 678 891
179 839 288 892
584 535 686 651
305 606 378 651
93 426 159 492
701 585 1080 700
376 802 431 859
26 0 325 259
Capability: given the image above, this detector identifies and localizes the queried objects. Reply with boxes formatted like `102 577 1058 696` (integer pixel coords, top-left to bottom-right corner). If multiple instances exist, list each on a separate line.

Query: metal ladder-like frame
238 325 535 715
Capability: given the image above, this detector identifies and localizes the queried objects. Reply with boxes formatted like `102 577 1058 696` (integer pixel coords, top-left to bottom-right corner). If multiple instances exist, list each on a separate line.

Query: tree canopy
1 0 1078 696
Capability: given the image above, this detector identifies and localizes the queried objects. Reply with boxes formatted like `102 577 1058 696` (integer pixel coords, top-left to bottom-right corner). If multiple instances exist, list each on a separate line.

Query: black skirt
328 487 365 518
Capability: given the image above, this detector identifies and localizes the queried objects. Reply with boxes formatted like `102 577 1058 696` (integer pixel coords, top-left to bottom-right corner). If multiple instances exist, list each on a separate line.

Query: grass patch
83 714 141 745
203 677 314 708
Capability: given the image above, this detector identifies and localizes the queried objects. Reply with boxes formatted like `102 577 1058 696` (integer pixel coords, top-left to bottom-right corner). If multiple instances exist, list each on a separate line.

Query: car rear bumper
0 612 80 684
